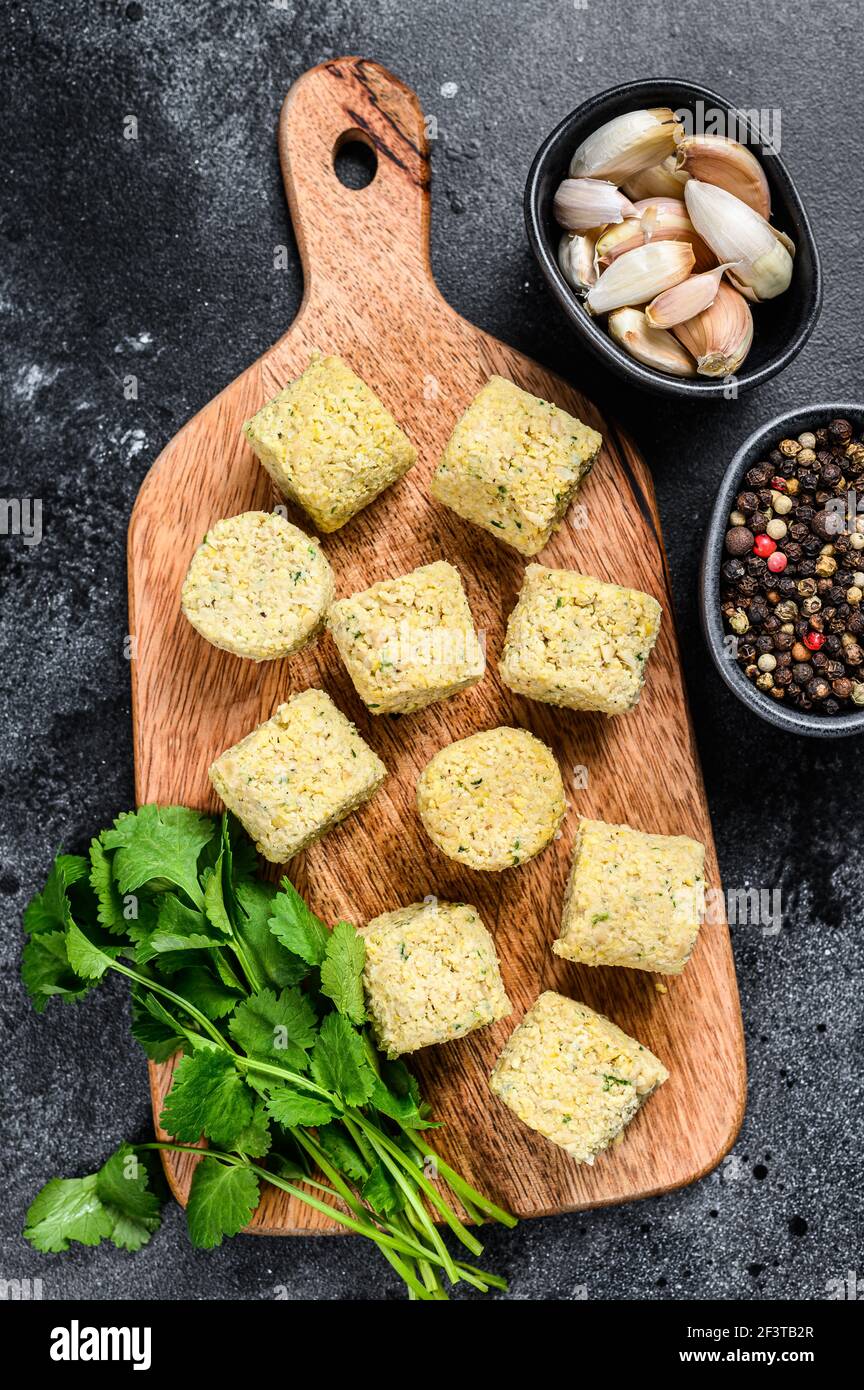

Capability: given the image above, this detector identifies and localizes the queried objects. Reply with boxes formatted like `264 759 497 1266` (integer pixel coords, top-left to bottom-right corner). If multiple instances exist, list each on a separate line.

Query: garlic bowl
525 80 822 400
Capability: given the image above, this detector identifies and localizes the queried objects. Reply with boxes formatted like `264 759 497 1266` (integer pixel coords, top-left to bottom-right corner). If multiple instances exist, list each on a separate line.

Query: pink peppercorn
767 551 788 573
804 631 825 651
753 534 777 558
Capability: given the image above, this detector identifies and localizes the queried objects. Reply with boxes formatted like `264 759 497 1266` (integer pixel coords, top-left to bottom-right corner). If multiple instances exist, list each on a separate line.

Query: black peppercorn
722 558 746 581
823 698 841 715
830 418 853 444
792 662 813 684
750 511 768 534
737 491 759 514
724 526 755 557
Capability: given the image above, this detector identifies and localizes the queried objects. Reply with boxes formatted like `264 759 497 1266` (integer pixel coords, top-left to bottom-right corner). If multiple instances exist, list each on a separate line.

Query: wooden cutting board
127 57 746 1233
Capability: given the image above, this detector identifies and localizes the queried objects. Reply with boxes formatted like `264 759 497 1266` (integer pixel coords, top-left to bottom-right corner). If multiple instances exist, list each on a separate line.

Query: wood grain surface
127 57 746 1234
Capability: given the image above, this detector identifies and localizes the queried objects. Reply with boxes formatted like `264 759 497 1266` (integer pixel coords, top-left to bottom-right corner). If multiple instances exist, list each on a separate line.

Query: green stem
112 962 227 1047
343 1113 459 1285
402 1129 518 1228
355 1112 484 1257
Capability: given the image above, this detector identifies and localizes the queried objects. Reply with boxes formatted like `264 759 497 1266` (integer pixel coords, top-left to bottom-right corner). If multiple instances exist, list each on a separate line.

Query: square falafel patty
489 991 668 1163
554 818 706 975
360 899 511 1057
327 560 485 715
208 688 386 862
243 353 417 532
499 565 662 715
429 375 602 556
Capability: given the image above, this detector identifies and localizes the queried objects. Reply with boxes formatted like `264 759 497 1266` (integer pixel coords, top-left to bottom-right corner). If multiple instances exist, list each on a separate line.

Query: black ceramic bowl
525 80 822 400
700 404 864 738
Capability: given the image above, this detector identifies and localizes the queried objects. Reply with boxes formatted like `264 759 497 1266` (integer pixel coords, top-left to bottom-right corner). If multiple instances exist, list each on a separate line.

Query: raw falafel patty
181 511 334 662
416 726 566 871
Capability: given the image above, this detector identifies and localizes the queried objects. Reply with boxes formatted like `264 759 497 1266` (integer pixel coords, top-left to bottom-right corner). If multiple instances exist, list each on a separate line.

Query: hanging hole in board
333 130 378 190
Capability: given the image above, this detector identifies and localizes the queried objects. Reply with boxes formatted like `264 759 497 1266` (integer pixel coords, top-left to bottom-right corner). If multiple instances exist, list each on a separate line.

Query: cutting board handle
279 57 433 312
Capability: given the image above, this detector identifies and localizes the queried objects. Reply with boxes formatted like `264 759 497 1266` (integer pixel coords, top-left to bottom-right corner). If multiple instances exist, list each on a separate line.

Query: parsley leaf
311 1012 375 1107
316 1123 369 1182
320 920 366 1024
186 1161 259 1249
268 878 329 965
232 1100 273 1158
228 986 316 1071
159 1050 254 1149
102 805 216 910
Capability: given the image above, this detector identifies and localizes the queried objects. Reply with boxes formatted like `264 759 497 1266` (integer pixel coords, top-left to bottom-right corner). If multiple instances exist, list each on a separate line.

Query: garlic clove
621 155 689 202
594 198 715 273
672 281 754 376
558 231 598 291
684 179 794 300
645 262 737 329
609 307 696 376
586 240 695 316
554 178 637 233
676 134 771 220
569 108 680 183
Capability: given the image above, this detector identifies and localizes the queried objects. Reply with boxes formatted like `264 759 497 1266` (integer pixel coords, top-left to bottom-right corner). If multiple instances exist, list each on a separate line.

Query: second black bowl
525 79 822 400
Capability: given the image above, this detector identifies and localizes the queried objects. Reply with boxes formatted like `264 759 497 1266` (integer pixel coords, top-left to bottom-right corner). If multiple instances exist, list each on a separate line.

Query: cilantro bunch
21 806 515 1299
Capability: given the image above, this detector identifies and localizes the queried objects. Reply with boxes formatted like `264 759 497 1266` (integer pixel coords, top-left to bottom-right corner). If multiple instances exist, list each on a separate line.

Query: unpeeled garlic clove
621 155 689 202
672 280 754 376
684 179 794 300
609 307 696 376
554 178 637 233
645 262 737 329
558 231 597 291
569 108 680 183
594 198 715 273
676 134 771 219
586 240 695 316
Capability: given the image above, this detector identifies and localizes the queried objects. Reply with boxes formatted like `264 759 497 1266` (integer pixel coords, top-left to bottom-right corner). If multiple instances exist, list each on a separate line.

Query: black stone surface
1 0 860 1302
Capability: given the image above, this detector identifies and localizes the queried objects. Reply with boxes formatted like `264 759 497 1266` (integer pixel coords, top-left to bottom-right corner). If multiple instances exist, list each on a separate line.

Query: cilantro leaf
362 1161 403 1218
235 879 308 989
21 930 91 1012
23 854 88 935
135 894 224 965
94 1146 163 1251
171 966 241 1020
203 860 232 937
370 1059 436 1129
159 1050 254 1149
268 878 329 965
228 987 317 1071
130 993 186 1061
310 1012 376 1107
320 920 366 1024
65 922 119 981
316 1123 369 1182
23 1174 112 1252
185 1160 259 1249
24 1145 163 1254
88 838 128 934
102 805 216 910
265 1085 336 1128
232 1100 272 1158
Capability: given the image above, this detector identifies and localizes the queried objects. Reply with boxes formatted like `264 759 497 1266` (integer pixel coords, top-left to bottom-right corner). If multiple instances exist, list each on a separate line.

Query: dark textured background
1 0 861 1302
